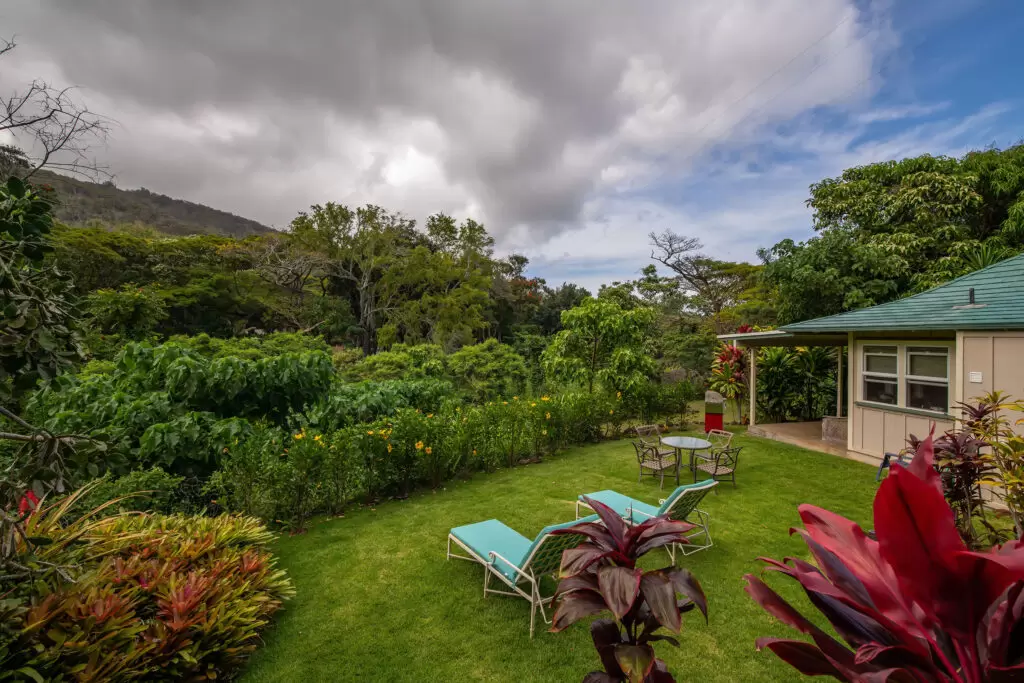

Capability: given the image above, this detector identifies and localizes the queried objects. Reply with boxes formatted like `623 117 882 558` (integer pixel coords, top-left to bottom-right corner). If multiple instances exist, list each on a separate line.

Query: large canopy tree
761 145 1024 323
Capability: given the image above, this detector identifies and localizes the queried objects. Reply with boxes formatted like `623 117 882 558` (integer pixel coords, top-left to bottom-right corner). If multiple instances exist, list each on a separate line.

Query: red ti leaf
668 568 707 623
550 590 607 632
639 570 681 634
560 546 610 577
755 638 844 677
581 496 630 552
589 618 625 679
597 565 642 620
614 643 655 683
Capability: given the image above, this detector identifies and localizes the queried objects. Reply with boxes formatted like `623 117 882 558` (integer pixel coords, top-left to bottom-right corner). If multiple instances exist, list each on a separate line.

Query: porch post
748 346 757 427
836 347 843 417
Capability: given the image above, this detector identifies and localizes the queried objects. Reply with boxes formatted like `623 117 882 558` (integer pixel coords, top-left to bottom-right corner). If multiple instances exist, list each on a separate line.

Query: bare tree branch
0 37 112 181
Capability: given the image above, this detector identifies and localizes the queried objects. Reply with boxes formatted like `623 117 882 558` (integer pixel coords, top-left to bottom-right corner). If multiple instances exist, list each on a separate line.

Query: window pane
864 345 897 355
865 355 897 374
907 381 948 413
909 353 947 379
864 378 897 405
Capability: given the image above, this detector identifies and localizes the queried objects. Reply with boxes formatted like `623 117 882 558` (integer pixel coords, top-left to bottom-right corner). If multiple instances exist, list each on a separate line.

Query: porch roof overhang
716 330 848 348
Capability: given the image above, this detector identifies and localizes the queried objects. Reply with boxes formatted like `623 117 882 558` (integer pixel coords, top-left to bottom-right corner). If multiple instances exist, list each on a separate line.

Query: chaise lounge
574 480 717 562
446 515 597 637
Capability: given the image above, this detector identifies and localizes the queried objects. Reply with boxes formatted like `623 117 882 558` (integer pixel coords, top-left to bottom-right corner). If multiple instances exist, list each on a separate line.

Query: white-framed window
862 345 898 406
905 346 949 413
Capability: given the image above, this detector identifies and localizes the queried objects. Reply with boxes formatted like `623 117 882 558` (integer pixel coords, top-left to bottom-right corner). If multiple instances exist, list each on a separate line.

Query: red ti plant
549 497 708 683
745 431 1024 681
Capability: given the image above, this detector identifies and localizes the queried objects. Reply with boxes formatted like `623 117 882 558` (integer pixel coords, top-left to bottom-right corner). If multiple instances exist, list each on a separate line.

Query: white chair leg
483 567 490 598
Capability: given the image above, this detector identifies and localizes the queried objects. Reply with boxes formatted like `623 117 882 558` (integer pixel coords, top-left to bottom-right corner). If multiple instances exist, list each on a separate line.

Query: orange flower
415 441 424 450
425 446 432 454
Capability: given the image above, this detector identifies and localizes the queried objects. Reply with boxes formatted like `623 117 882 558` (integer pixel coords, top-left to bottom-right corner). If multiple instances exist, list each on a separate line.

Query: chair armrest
629 505 656 521
488 551 532 583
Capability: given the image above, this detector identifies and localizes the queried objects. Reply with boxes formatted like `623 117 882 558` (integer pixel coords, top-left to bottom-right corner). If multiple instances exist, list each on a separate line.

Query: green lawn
242 431 878 682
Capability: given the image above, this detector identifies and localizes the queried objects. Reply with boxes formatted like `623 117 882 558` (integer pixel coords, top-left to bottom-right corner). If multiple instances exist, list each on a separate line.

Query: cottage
719 254 1024 462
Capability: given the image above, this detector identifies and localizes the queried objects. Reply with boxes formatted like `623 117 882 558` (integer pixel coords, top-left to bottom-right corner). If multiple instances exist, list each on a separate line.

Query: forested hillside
34 168 275 237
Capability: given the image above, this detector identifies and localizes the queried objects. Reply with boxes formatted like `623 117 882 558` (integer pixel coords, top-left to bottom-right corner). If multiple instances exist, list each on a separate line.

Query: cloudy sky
2 0 1022 291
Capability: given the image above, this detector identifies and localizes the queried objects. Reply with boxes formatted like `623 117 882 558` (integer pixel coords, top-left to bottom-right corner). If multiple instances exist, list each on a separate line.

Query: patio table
661 435 712 484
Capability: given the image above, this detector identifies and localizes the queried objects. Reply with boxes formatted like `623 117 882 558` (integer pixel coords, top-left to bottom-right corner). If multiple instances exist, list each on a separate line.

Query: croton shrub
745 432 1024 681
2 505 293 681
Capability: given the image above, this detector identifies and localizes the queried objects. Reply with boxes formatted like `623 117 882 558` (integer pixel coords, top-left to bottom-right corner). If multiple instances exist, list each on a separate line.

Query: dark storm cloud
1 1 883 236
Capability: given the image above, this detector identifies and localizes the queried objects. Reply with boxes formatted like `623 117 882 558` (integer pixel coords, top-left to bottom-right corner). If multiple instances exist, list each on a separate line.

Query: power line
670 11 856 168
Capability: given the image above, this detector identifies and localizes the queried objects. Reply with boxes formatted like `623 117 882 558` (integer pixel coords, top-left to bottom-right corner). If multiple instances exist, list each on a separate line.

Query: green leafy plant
0 176 82 400
543 298 657 394
550 497 708 683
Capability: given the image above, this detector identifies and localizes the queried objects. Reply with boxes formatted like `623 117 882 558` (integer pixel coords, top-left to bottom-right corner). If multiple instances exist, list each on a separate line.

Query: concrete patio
747 421 879 466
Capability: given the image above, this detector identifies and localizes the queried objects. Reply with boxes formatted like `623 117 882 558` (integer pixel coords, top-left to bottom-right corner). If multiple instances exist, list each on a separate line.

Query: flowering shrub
1 503 293 681
210 390 618 528
709 343 747 422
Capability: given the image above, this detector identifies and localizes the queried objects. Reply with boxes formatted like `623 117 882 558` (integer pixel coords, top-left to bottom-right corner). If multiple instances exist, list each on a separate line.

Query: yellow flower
472 449 477 456
503 401 508 405
313 434 322 442
530 402 536 407
545 412 551 420
616 391 622 399
427 413 433 418
425 446 432 454
541 429 548 436
387 443 393 453
456 407 461 413
541 395 550 401
367 430 375 435
293 433 304 440
609 409 614 415
513 396 519 401
415 441 424 450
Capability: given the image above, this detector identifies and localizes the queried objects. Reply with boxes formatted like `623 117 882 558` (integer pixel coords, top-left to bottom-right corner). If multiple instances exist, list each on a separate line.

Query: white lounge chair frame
446 525 590 637
576 480 717 562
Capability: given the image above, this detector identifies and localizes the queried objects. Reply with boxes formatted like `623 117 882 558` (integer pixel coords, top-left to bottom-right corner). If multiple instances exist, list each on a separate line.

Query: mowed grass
242 431 878 682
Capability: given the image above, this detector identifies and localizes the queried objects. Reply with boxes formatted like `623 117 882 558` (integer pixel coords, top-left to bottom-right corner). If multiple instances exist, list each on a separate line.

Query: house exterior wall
959 332 1024 437
959 332 1024 403
848 333 956 460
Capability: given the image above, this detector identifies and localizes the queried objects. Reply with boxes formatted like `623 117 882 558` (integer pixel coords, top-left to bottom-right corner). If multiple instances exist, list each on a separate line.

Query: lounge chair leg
529 584 538 639
483 567 490 598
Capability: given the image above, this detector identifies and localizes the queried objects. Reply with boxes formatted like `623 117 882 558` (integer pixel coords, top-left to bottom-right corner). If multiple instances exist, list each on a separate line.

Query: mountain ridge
33 169 276 238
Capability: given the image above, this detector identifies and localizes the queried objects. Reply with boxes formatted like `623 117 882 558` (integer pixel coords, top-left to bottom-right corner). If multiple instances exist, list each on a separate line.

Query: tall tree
649 231 767 333
542 298 657 394
291 203 416 354
761 145 1024 323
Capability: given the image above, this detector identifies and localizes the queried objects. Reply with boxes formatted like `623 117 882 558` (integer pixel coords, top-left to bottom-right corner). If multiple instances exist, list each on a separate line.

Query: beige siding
848 334 955 459
961 334 1024 436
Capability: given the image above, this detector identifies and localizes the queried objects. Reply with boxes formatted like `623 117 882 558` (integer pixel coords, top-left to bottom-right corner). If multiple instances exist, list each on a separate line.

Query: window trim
856 341 953 415
904 345 950 413
861 345 899 407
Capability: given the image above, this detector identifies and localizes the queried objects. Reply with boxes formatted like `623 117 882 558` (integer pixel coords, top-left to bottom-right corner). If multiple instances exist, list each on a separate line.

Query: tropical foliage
2 499 293 682
745 433 1024 681
760 144 1024 324
549 497 708 683
543 298 658 394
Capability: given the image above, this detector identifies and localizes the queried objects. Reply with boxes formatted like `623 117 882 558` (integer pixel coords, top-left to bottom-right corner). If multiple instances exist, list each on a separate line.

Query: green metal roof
781 253 1024 333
